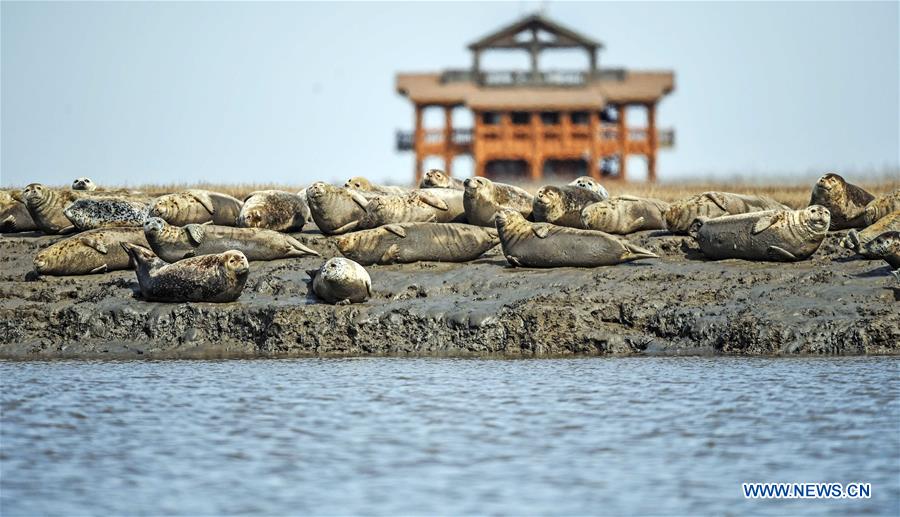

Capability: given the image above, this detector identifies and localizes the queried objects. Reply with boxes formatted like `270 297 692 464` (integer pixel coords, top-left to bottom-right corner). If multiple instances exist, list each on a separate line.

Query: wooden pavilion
396 14 675 183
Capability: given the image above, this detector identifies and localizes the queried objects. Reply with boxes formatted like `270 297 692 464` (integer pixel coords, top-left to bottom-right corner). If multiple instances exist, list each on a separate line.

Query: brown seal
692 205 831 261
21 183 82 234
840 210 900 257
143 217 318 262
305 182 371 235
581 196 670 234
121 243 250 303
495 209 658 267
237 190 309 232
307 257 372 304
532 185 606 228
335 222 499 265
665 192 789 234
149 190 243 226
864 188 900 226
33 227 149 275
463 177 533 227
808 173 875 230
361 189 465 228
344 177 408 196
0 189 38 232
418 169 465 190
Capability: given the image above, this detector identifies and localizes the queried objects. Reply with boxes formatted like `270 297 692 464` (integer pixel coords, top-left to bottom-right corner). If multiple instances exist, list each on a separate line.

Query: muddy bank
0 226 897 359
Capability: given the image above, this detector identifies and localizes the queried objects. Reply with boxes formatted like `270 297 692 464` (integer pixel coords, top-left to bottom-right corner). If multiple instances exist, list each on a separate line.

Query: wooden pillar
443 106 453 177
473 110 485 177
414 104 424 184
588 47 597 76
647 102 657 183
617 104 628 181
529 28 539 81
472 50 481 79
589 110 600 180
531 111 544 183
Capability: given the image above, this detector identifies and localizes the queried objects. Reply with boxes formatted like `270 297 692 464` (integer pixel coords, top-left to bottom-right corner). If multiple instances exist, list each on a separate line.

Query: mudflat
1 223 897 359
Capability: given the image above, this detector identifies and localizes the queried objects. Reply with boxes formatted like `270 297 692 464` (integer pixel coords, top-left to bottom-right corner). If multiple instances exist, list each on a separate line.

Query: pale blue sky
2 1 898 187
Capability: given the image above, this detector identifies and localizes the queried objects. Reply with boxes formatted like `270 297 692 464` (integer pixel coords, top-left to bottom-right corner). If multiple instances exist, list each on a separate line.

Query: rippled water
1 357 897 516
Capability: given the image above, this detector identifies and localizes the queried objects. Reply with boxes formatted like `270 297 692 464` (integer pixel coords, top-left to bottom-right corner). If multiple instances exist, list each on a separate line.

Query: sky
1 1 898 187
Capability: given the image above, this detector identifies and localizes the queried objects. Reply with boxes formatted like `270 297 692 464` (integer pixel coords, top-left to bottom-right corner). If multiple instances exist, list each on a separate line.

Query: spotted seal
361 189 465 228
568 176 610 199
63 197 150 231
463 177 533 227
71 177 98 191
33 227 149 275
495 209 658 267
335 222 499 265
840 210 900 257
305 182 371 235
665 192 789 234
237 190 309 232
344 176 408 196
808 173 875 230
532 185 606 228
864 188 900 226
121 243 249 302
581 196 670 234
863 231 900 280
143 217 318 262
149 189 243 226
307 257 372 304
691 205 831 261
0 189 38 232
418 169 465 190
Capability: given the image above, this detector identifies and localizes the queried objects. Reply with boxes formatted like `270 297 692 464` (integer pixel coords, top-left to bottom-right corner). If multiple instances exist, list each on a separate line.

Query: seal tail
687 217 708 240
285 236 320 257
840 230 861 252
623 242 659 261
120 242 157 269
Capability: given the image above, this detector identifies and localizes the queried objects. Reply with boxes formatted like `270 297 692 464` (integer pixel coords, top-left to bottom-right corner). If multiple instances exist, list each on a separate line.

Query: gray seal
418 169 465 190
495 209 658 267
581 196 670 234
463 177 534 227
63 197 150 231
307 257 372 304
143 217 319 262
21 183 82 234
568 176 609 199
864 188 900 225
692 205 831 261
361 189 465 228
0 189 38 232
532 185 606 228
809 173 875 230
149 189 243 226
345 176 408 196
71 177 98 191
121 243 249 303
33 227 149 275
840 210 900 257
863 231 900 281
335 222 499 265
237 190 309 232
665 191 789 234
306 182 371 235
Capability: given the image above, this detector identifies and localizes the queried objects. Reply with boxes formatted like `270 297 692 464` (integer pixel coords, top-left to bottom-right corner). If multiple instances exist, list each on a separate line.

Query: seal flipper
379 244 401 264
532 225 551 239
703 192 728 211
767 245 798 261
384 224 407 238
185 224 205 245
841 230 861 251
892 269 900 283
79 237 109 254
89 265 108 274
751 214 783 235
285 236 320 257
350 191 370 210
622 242 659 260
331 220 359 234
623 217 647 234
189 191 216 215
415 192 449 211
59 225 77 235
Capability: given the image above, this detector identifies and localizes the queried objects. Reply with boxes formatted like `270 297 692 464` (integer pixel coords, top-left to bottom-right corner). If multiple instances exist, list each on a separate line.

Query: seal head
72 177 98 191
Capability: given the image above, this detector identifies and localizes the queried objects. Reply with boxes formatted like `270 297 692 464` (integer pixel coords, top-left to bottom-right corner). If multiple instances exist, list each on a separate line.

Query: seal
361 188 465 228
0 189 38 233
149 189 243 226
305 182 371 235
237 190 309 232
568 176 610 199
63 197 150 231
121 243 249 303
33 227 149 275
532 185 606 228
495 208 658 267
864 188 900 225
143 217 319 262
418 169 465 190
335 222 499 265
71 177 98 191
808 173 875 230
21 183 82 234
691 205 831 261
581 196 671 234
344 176 408 196
840 210 900 257
665 191 789 234
307 257 372 304
863 231 900 281
463 177 534 227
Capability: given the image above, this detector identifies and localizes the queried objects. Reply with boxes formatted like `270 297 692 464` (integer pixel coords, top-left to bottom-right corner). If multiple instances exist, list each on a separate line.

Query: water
1 357 897 516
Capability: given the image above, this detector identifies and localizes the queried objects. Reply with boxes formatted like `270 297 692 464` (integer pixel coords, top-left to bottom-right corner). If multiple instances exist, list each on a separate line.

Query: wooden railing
439 68 626 87
396 127 673 151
